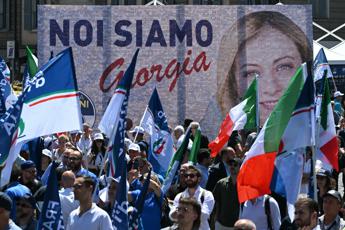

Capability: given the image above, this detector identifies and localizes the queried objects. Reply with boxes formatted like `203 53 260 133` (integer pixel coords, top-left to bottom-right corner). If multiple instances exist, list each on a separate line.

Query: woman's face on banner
233 26 302 124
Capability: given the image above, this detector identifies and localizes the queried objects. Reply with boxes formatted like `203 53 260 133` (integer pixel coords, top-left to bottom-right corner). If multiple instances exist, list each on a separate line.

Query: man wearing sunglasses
171 165 215 230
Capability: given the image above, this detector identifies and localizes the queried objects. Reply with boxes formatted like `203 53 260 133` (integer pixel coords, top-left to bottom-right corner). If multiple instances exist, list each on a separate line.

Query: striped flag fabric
162 127 191 194
270 63 315 219
99 49 139 177
140 87 174 177
209 78 256 157
316 74 338 171
17 47 82 143
313 48 333 82
0 92 26 186
237 65 307 203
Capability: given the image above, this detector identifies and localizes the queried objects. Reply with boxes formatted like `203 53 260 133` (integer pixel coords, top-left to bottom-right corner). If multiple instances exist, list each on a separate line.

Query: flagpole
255 74 260 133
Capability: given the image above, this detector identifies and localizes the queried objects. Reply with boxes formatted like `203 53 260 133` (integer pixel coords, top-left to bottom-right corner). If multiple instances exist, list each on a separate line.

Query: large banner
38 5 313 139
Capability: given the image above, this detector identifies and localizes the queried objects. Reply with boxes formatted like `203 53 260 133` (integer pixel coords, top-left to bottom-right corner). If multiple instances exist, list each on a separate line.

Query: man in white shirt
240 195 281 230
171 165 215 230
67 176 113 230
59 170 79 228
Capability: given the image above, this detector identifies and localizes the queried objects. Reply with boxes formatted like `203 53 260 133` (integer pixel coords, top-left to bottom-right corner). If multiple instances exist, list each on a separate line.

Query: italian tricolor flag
208 78 256 157
237 66 306 203
317 76 338 171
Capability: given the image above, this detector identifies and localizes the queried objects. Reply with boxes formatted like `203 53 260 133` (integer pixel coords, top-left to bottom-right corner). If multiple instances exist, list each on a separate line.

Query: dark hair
294 197 318 213
90 139 106 163
78 176 96 193
197 149 210 164
179 197 201 229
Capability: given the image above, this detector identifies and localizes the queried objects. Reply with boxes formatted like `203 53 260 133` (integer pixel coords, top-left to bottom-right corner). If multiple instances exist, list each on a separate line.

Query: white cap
128 143 140 152
334 91 344 98
93 133 104 141
42 149 52 159
129 126 145 134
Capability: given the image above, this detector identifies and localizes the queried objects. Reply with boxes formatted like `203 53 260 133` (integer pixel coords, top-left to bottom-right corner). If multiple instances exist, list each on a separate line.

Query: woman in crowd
87 133 106 175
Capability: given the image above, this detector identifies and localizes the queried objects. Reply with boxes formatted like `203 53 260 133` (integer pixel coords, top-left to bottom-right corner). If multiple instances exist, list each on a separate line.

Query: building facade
1 0 344 84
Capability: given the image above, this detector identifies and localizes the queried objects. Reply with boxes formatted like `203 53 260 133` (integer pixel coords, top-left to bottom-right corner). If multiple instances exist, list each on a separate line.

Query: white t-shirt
67 203 113 230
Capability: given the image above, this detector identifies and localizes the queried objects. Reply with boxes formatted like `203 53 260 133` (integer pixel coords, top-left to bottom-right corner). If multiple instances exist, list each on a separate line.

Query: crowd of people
1 91 345 230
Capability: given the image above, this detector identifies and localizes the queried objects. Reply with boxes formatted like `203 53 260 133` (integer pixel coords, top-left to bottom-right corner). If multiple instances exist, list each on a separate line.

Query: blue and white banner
110 50 139 230
313 48 334 82
0 58 17 116
37 161 64 229
140 88 174 177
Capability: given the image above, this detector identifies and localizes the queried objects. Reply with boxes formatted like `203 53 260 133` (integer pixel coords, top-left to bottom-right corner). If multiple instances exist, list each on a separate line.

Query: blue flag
0 70 17 116
0 92 25 184
37 161 64 229
110 49 139 229
313 48 333 82
129 169 152 230
140 88 174 177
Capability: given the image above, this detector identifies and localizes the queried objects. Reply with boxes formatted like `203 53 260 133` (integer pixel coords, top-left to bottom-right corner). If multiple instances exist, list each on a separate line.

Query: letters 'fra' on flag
0 93 25 186
209 78 256 157
99 49 139 177
37 161 64 229
162 127 192 194
316 74 338 171
313 48 334 82
17 47 83 143
270 63 315 219
140 87 174 177
237 65 306 203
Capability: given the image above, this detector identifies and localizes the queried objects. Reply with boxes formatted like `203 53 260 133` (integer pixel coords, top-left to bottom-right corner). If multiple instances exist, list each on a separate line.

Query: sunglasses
68 157 81 161
184 174 197 179
73 184 84 189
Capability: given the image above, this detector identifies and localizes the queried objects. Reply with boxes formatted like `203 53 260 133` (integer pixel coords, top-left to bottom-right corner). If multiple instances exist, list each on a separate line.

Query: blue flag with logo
129 169 152 230
110 49 139 230
0 70 17 117
37 161 64 229
313 48 333 82
0 92 25 176
140 88 174 177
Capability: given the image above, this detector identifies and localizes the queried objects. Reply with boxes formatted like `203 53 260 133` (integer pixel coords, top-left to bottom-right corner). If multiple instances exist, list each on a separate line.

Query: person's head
229 158 241 176
20 160 37 183
92 133 105 149
0 192 12 228
73 176 95 202
128 143 140 161
338 117 345 129
41 149 52 171
16 195 36 221
62 148 72 167
129 126 145 141
173 125 185 140
217 11 312 124
323 190 342 219
316 169 331 190
197 149 211 167
133 157 151 175
234 219 256 230
294 197 318 228
57 134 69 150
82 123 92 136
178 163 190 186
61 170 76 189
184 165 201 189
176 197 201 229
244 132 257 152
190 122 200 137
220 147 236 164
107 178 118 204
68 149 83 172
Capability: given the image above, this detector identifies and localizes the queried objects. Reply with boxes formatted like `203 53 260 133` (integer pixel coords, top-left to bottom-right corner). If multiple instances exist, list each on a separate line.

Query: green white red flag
208 78 256 157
